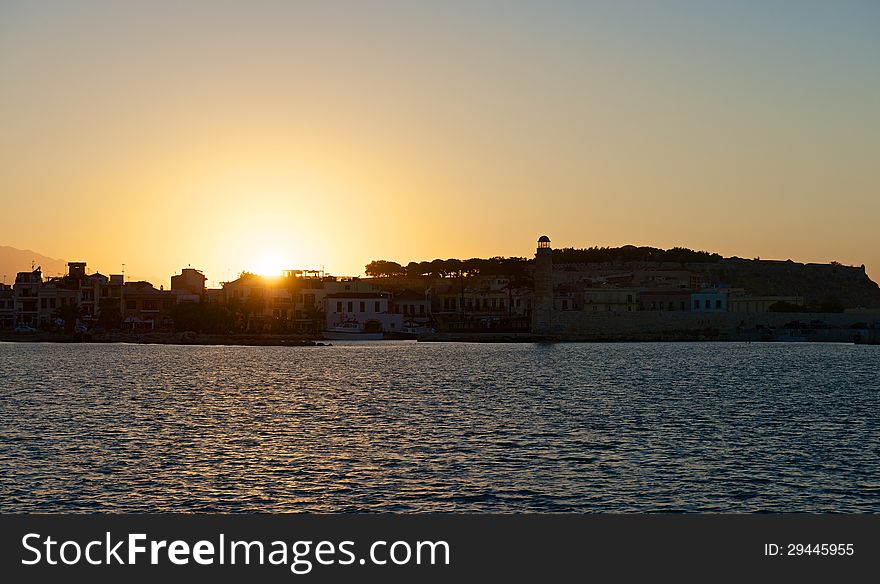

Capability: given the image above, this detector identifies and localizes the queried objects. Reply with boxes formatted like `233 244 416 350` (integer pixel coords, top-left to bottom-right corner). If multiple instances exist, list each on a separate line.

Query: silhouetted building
728 295 804 313
122 281 174 330
638 289 692 312
532 235 553 334
13 269 41 326
171 268 207 299
691 289 729 313
0 284 13 329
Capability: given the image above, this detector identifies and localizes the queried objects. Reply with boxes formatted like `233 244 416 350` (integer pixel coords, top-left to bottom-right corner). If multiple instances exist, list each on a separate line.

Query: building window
420 305 425 316
347 301 353 312
359 301 365 312
126 300 136 310
41 298 47 309
716 300 722 309
336 301 342 313
562 300 568 310
374 301 380 312
694 300 700 309
705 299 711 309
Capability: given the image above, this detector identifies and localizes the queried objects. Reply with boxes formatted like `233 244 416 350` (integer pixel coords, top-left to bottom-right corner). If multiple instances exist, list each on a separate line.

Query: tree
171 302 202 332
365 260 404 277
98 298 122 330
53 302 86 333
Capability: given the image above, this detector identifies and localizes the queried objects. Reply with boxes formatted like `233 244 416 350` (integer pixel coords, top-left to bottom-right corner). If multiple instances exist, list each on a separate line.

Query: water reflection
1 341 878 512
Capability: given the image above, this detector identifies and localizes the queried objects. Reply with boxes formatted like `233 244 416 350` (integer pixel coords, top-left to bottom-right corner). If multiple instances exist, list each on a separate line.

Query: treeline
552 246 723 264
172 302 235 333
366 246 722 277
365 257 530 278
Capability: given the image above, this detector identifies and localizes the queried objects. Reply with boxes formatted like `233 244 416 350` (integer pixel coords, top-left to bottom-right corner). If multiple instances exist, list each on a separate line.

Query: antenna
122 263 126 282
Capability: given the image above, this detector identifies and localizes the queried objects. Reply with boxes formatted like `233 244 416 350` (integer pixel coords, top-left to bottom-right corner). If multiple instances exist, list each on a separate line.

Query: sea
1 341 878 512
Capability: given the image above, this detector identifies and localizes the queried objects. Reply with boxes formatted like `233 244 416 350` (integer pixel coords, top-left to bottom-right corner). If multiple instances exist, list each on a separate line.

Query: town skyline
1 239 878 291
2 1 878 287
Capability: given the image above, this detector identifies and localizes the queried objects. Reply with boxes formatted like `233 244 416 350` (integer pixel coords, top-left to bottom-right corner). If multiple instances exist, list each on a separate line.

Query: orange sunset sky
1 1 878 286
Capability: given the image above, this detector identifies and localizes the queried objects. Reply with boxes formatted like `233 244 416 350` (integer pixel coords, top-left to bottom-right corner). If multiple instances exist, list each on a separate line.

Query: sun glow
251 253 289 277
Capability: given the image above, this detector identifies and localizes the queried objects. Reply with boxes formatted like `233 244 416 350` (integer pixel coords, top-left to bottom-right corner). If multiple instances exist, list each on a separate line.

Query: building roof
393 289 427 301
538 235 551 243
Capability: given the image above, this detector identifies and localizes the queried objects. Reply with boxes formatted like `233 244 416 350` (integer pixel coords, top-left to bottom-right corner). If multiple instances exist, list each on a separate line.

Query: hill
0 245 67 284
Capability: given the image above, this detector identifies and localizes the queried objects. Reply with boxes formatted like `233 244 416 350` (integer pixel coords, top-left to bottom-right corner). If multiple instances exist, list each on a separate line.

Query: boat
383 319 435 340
772 330 809 342
322 321 383 340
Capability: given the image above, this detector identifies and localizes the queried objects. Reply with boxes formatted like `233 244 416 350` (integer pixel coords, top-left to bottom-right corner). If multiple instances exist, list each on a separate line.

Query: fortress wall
543 310 880 339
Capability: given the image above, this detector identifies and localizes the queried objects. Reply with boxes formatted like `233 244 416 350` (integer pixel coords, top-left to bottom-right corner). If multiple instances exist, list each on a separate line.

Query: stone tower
532 235 553 334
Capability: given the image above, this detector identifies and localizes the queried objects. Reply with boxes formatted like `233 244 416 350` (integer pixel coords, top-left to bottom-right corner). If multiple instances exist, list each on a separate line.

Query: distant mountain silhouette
0 245 67 284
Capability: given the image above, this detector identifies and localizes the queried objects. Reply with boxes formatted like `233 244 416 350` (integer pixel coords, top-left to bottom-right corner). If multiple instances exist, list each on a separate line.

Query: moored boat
322 321 383 340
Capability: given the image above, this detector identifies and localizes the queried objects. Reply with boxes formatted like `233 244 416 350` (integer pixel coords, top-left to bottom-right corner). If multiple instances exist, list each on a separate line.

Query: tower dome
538 235 551 249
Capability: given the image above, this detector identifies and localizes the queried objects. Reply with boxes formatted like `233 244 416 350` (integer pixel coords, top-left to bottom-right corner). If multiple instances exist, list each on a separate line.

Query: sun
251 253 288 276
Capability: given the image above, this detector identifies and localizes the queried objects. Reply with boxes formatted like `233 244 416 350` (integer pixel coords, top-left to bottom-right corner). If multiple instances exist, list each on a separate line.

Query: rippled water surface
1 341 878 512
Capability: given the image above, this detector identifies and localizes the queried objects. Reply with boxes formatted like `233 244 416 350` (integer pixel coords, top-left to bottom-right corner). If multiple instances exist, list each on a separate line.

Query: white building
691 289 729 312
324 291 403 333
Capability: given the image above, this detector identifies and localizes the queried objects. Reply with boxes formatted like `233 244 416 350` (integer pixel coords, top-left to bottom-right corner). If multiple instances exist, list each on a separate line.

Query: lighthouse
532 235 553 334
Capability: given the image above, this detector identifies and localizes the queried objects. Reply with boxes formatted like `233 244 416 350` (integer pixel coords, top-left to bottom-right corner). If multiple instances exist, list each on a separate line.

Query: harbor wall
538 310 880 342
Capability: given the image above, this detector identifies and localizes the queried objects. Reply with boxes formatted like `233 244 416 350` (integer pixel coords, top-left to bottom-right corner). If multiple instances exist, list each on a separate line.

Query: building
633 269 701 289
392 289 430 320
583 287 640 313
13 268 42 327
638 289 693 312
532 235 553 334
324 291 403 333
171 268 207 302
728 295 804 313
691 289 729 313
36 276 79 327
122 281 174 330
0 284 13 329
221 270 330 332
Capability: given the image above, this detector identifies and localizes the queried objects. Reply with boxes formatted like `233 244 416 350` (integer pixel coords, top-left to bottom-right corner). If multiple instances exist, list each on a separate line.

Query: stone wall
540 309 880 341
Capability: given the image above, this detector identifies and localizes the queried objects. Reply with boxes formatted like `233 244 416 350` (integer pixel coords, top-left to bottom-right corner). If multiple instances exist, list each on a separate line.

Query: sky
1 0 878 286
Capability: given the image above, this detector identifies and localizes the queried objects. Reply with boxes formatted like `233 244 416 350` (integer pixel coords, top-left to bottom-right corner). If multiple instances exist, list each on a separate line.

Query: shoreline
0 331 329 347
1 330 877 345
